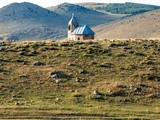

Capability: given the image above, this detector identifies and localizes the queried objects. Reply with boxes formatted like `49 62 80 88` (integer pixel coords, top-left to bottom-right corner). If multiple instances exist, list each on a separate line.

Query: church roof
72 24 95 35
69 15 78 24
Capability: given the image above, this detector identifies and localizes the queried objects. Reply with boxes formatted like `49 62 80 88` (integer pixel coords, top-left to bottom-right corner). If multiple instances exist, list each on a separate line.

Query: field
0 39 160 119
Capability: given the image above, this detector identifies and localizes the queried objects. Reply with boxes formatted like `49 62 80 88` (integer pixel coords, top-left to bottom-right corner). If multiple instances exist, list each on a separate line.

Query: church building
68 14 95 40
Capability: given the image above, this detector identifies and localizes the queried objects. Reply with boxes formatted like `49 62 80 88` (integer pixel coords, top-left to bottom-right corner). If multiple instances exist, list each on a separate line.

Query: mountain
78 2 160 15
0 2 125 41
48 3 125 27
0 2 66 40
94 9 160 39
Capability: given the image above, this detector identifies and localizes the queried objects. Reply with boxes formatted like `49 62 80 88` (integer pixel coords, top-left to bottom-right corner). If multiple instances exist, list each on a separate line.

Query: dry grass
0 39 160 119
94 9 160 39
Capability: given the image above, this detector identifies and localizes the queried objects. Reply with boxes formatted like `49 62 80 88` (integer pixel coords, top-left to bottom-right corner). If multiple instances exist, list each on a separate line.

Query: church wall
83 34 94 40
75 35 83 40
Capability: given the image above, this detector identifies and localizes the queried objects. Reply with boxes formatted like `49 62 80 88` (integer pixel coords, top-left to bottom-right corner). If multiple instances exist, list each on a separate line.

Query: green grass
96 2 160 15
0 39 160 119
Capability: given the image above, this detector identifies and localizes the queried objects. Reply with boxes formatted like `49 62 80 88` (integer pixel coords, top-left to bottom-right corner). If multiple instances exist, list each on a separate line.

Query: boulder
19 51 27 55
68 63 75 66
50 74 58 78
50 70 69 79
93 90 101 95
50 70 58 78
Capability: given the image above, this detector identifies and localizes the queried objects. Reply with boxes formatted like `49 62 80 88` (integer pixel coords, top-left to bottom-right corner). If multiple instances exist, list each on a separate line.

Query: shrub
77 69 86 74
141 60 155 65
72 93 84 97
140 74 160 81
97 62 114 68
91 95 105 100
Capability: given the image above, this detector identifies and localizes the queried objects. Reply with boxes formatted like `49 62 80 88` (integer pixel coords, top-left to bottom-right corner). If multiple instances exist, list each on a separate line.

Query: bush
77 69 86 74
91 95 105 100
141 74 160 81
72 93 84 97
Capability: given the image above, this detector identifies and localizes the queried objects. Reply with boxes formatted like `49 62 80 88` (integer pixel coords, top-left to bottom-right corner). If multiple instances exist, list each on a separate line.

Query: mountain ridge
0 2 160 40
0 2 124 40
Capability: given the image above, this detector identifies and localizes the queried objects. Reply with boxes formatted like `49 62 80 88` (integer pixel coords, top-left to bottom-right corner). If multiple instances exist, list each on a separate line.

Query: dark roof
72 24 95 35
68 15 78 24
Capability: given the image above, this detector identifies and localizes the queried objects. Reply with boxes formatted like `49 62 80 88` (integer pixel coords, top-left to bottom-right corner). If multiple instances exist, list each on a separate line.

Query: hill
94 9 160 39
0 2 66 40
0 2 68 40
48 3 124 26
0 2 124 41
0 40 160 119
78 2 160 15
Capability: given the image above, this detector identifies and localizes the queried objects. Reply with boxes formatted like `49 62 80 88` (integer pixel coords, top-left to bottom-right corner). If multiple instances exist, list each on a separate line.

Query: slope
48 3 125 27
78 2 160 15
0 40 160 118
94 9 160 39
0 2 66 40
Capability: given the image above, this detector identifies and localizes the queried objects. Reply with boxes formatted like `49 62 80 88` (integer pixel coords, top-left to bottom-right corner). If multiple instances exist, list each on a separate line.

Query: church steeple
68 14 78 31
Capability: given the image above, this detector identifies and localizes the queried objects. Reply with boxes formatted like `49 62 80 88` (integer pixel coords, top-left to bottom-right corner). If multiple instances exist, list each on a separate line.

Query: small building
68 14 95 40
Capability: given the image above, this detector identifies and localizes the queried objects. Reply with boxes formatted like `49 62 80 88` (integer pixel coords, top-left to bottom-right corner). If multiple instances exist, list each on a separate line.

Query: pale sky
0 0 160 8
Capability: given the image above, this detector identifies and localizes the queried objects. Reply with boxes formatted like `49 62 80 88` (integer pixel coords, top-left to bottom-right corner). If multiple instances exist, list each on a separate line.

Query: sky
0 0 160 8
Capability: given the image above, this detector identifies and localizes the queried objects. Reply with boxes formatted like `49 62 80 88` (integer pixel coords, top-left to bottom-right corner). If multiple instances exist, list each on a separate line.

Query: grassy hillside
94 9 160 39
0 40 160 119
79 2 160 15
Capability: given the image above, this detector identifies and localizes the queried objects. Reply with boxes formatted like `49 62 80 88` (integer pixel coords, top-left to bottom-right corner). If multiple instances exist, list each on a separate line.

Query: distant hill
78 2 160 15
48 3 124 27
0 2 124 41
94 9 160 39
0 2 66 40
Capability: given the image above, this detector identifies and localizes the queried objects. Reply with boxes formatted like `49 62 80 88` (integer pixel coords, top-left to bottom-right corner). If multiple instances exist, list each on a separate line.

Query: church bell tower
68 14 78 40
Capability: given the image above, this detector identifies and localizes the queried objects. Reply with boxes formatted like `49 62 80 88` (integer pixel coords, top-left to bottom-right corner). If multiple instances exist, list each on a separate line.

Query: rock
129 85 142 92
93 90 101 95
129 85 135 90
50 70 69 79
15 102 20 105
68 63 75 66
50 74 58 78
108 90 114 96
19 75 28 78
75 78 81 82
134 87 142 92
50 70 56 75
70 90 75 92
33 61 43 66
19 51 27 55
50 70 58 78
55 79 62 84
75 78 86 83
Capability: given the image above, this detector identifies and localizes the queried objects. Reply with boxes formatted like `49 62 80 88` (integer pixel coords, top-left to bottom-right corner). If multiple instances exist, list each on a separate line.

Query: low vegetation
82 2 160 15
0 39 160 119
